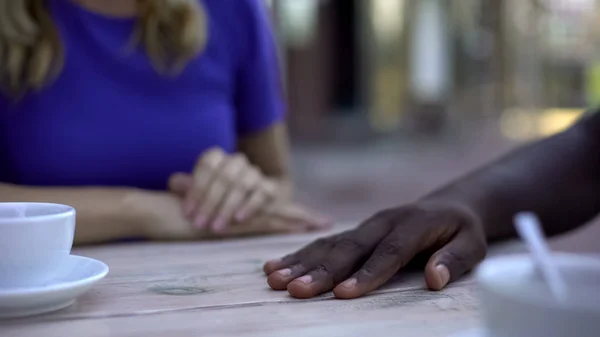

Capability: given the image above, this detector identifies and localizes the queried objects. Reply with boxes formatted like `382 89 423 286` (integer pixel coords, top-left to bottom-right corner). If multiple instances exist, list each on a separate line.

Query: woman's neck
70 0 138 18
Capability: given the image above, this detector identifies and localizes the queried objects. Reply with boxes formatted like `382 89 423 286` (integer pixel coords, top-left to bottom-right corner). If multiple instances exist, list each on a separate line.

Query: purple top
0 0 284 190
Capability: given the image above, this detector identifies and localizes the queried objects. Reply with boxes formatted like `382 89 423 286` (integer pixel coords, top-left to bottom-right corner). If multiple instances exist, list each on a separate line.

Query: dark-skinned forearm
424 111 600 241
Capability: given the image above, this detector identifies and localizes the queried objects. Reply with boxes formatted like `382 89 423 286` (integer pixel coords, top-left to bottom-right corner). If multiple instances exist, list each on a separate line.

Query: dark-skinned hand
263 202 487 299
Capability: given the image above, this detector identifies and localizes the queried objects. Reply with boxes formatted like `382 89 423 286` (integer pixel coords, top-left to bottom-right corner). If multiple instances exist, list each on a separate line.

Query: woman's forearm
238 123 293 199
0 183 149 245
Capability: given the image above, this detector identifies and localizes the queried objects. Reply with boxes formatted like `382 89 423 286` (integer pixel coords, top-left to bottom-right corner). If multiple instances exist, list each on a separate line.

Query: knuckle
261 182 277 196
313 236 334 248
230 187 247 200
378 243 403 257
204 189 225 205
300 237 334 254
259 186 277 199
230 153 248 167
202 147 224 160
199 150 224 170
281 253 298 263
207 180 226 195
314 264 331 275
288 263 306 275
238 181 253 194
443 250 472 272
220 169 243 187
219 171 237 187
233 153 248 163
363 207 407 229
241 174 259 191
371 208 399 220
358 266 376 279
250 189 268 203
208 147 224 155
332 236 364 252
244 166 260 180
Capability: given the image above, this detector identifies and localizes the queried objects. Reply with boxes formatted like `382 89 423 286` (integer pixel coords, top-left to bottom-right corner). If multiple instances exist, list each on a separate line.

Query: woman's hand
127 191 332 241
169 148 290 232
125 191 203 241
224 202 333 236
263 201 487 299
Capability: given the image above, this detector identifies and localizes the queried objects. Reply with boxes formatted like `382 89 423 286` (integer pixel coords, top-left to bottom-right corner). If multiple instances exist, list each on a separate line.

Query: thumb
424 231 487 290
168 173 194 196
269 204 333 229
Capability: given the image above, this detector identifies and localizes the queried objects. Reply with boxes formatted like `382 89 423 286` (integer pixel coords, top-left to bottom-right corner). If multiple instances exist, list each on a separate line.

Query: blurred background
263 0 600 223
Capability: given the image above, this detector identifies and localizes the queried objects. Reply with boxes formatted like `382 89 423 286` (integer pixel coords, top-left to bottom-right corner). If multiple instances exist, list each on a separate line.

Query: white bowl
0 202 76 289
476 253 600 337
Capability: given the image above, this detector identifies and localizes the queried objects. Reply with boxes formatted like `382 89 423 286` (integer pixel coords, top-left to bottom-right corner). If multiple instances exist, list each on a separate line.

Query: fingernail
277 268 291 276
194 215 206 228
340 278 356 289
295 275 312 284
436 264 451 288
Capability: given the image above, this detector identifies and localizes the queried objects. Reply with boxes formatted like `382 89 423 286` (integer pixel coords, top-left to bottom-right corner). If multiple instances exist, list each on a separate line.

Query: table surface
0 223 565 337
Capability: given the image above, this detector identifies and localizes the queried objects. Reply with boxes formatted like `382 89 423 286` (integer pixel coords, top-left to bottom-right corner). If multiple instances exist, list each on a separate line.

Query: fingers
264 214 394 298
226 214 308 239
268 203 333 230
184 148 281 232
332 225 425 299
264 205 485 300
195 154 248 230
210 185 246 232
263 257 291 276
424 230 487 291
184 148 225 219
233 168 264 221
263 237 327 275
286 237 367 299
264 238 333 291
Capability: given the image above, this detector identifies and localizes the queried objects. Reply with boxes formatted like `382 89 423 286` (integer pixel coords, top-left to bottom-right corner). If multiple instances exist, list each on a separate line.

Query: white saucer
447 328 487 337
0 255 109 318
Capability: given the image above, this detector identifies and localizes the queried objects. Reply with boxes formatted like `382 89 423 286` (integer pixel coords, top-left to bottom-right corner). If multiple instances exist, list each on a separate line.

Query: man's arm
0 183 150 245
426 110 600 241
262 110 600 299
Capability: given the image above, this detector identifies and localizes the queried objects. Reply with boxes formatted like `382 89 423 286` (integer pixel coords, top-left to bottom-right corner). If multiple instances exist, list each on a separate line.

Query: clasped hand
169 148 331 235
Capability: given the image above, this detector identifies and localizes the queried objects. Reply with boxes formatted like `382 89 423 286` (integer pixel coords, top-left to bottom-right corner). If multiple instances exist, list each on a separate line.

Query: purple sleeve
234 0 285 135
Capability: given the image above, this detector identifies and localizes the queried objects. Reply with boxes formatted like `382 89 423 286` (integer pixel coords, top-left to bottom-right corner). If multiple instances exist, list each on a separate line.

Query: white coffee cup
476 253 600 337
0 202 76 289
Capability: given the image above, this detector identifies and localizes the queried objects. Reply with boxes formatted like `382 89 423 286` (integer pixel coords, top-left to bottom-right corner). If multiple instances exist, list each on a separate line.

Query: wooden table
0 222 586 337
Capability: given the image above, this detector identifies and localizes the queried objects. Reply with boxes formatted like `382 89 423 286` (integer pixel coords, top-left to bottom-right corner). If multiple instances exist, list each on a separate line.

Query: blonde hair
0 0 208 97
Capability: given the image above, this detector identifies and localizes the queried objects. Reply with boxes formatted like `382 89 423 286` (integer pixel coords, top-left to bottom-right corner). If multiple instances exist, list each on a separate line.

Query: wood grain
6 224 446 321
1 282 480 337
3 220 596 337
